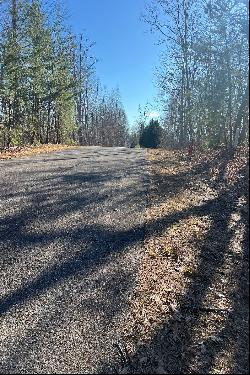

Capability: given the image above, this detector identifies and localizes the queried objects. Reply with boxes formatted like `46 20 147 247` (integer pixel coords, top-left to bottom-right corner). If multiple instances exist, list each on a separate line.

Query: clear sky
65 0 161 127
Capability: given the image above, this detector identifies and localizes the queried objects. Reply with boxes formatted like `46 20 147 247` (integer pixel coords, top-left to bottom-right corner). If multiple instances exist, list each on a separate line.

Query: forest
133 0 249 152
0 0 128 148
0 0 249 152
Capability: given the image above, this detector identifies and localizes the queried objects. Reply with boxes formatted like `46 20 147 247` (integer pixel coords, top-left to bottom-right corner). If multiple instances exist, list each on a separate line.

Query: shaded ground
0 146 149 373
115 148 249 374
1 146 248 374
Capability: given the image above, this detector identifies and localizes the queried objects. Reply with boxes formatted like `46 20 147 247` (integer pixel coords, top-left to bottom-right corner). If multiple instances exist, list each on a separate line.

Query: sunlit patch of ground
120 147 249 374
0 144 79 160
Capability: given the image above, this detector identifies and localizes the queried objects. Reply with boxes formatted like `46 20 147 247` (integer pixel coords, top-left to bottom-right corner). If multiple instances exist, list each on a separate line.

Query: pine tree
0 0 129 148
139 119 162 148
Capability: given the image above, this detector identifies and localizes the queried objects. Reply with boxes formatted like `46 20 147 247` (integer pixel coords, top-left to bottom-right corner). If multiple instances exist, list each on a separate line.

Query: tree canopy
145 0 249 150
0 0 128 148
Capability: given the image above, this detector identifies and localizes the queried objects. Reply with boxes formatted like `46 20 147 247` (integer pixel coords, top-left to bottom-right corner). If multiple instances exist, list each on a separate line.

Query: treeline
145 0 249 150
0 0 128 148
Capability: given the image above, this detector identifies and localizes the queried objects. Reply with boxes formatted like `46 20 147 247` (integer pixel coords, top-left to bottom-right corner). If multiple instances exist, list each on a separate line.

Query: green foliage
139 119 162 148
0 0 128 148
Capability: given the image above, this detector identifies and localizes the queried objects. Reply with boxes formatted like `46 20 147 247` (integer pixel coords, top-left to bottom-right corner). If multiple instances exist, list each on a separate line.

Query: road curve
0 146 148 373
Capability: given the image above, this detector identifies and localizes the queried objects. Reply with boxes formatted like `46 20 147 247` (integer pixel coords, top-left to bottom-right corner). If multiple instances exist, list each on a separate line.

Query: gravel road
0 146 148 373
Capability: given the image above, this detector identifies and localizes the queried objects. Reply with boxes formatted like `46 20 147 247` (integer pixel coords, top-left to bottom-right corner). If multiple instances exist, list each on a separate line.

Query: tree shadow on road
0 152 248 373
0 152 149 372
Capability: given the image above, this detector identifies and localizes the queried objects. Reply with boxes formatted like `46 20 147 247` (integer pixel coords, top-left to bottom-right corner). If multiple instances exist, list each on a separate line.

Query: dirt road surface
0 146 148 373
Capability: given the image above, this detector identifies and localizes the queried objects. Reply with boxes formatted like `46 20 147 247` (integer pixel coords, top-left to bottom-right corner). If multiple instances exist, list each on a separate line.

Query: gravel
0 146 148 374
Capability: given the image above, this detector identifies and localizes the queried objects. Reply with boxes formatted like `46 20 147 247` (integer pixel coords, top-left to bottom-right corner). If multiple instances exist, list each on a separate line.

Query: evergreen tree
0 0 129 148
139 119 162 148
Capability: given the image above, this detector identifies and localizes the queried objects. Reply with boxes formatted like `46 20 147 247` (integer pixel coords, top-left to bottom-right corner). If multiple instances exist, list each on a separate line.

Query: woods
0 0 128 148
142 0 249 151
1 0 248 153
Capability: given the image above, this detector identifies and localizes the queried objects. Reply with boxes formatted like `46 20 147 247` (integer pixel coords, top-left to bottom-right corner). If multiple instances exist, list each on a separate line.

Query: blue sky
65 0 161 127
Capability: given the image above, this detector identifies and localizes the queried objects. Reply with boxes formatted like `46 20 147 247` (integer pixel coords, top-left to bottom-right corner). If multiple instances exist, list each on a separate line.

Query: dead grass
0 144 79 160
120 147 249 374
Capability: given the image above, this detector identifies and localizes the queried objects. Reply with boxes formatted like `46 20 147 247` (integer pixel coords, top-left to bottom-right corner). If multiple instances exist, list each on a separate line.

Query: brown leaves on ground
0 144 78 160
120 147 249 374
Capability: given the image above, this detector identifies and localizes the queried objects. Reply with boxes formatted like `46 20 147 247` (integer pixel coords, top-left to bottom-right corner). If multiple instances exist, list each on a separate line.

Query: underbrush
119 147 249 374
